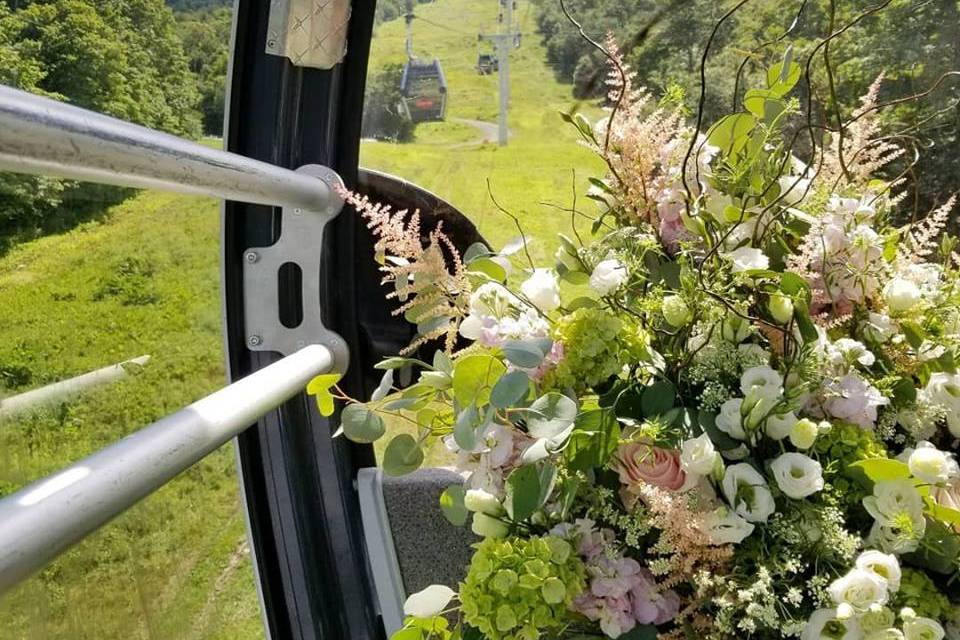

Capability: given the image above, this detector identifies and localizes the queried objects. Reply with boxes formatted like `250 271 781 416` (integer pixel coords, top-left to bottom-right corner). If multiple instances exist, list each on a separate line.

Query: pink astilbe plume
591 35 687 233
900 194 957 263
340 187 471 353
823 73 904 190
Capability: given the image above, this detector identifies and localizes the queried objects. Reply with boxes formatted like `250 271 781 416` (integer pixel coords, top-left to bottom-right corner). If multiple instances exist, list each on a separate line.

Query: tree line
0 0 230 244
533 0 960 217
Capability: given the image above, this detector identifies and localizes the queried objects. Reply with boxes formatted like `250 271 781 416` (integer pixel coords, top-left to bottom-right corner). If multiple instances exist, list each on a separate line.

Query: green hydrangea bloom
459 536 586 640
814 421 888 508
548 308 647 391
893 569 952 620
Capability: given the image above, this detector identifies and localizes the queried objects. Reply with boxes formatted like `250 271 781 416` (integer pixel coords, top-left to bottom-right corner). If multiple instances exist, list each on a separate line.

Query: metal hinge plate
266 0 352 70
242 164 349 372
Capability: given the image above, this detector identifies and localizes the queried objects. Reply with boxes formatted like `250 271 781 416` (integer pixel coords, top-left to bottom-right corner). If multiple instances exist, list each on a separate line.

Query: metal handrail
0 355 151 421
0 344 334 595
0 85 341 211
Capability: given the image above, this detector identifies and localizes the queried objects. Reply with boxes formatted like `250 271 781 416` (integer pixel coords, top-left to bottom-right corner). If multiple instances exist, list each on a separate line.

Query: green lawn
361 0 605 260
0 0 602 635
0 191 263 639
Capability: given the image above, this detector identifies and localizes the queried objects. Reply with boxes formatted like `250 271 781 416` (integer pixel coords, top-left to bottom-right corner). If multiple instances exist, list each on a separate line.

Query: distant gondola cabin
400 59 448 123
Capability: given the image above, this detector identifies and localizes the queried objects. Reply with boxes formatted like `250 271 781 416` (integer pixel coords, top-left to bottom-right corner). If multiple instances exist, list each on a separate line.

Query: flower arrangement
308 41 960 640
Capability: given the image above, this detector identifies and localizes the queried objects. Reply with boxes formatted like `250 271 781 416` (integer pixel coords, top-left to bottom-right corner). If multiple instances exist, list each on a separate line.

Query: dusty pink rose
612 442 687 493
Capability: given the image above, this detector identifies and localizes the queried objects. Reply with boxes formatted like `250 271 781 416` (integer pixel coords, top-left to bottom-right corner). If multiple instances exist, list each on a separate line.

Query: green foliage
893 568 954 620
164 0 230 11
547 307 627 391
459 536 586 640
175 7 231 135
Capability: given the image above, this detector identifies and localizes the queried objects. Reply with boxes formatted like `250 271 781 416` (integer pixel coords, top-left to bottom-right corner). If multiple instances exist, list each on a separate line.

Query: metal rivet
267 40 277 49
248 335 262 347
293 208 303 215
245 251 259 264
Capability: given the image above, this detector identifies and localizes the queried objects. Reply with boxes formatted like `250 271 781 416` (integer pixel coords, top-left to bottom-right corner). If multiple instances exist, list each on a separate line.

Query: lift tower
479 0 520 146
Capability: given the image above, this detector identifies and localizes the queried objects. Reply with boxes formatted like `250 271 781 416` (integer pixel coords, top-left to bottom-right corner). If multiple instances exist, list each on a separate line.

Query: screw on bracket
245 251 260 264
247 335 262 347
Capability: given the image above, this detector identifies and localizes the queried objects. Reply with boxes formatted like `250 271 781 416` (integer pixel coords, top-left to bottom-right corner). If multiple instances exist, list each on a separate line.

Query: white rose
765 411 797 441
828 568 890 615
884 278 921 313
471 512 509 538
803 608 861 640
680 433 720 476
589 259 628 296
855 550 902 593
716 398 747 440
908 441 959 485
903 616 946 640
726 246 770 273
921 373 960 437
770 453 824 499
860 606 897 633
464 488 504 516
520 269 561 311
722 463 776 523
662 295 692 327
702 506 755 545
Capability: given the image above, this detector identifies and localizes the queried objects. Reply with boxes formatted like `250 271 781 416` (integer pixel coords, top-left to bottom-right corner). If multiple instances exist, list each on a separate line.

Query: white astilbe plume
340 188 470 354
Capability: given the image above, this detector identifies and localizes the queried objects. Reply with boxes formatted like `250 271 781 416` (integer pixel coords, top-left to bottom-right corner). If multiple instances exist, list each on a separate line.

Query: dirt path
453 117 509 143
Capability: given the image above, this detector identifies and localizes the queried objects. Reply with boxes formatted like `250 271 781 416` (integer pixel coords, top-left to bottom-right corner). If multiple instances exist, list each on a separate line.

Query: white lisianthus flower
521 268 561 311
741 365 784 398
765 411 797 441
803 609 861 640
833 338 877 367
464 489 504 516
403 584 457 618
855 550 902 593
716 398 747 440
828 568 890 615
726 246 770 273
471 512 509 538
863 480 927 553
680 433 720 476
884 277 922 313
702 506 755 544
860 605 897 633
770 453 824 499
908 441 959 485
589 259 628 296
779 175 812 203
861 312 898 343
920 372 960 437
722 463 776 523
903 613 946 640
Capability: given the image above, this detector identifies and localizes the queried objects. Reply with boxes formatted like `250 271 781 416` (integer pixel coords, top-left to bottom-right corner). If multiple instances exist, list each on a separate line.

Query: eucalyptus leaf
526 393 578 439
502 340 546 368
341 404 386 444
463 242 491 262
371 369 395 402
466 257 506 282
383 434 425 476
452 354 507 406
439 485 469 526
641 380 676 418
454 404 480 451
506 464 541 521
490 370 531 409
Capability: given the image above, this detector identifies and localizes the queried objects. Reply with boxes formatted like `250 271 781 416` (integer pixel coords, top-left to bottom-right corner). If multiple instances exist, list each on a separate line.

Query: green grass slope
0 191 263 639
361 0 604 260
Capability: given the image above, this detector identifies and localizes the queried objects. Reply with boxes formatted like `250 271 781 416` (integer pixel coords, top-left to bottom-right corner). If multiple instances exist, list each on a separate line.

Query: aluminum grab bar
0 85 341 210
0 344 334 595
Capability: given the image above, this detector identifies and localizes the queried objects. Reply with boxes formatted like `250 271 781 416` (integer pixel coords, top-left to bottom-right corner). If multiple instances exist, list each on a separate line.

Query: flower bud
464 489 504 516
471 512 510 539
662 295 692 328
768 292 794 324
790 418 820 450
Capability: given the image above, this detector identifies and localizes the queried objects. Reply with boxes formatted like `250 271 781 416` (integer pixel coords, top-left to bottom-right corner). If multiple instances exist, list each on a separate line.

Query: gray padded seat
358 468 478 635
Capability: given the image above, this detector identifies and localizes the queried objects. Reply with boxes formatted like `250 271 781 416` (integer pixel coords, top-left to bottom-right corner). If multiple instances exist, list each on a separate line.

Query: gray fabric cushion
381 468 478 595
